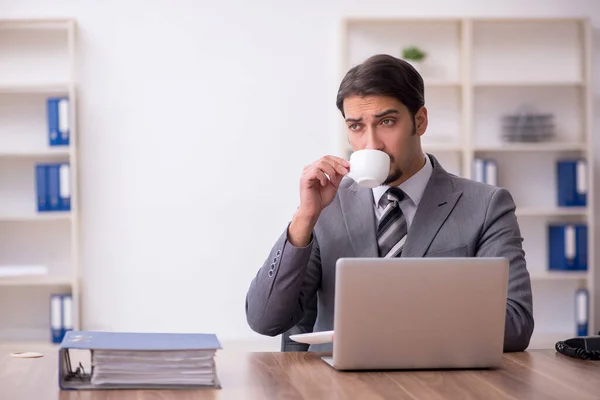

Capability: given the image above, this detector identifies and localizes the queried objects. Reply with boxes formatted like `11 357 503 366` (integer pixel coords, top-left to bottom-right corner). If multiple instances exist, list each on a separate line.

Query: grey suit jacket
246 154 534 352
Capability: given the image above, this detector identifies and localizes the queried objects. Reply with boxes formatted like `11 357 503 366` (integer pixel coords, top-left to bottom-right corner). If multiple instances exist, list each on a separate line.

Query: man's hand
288 155 350 247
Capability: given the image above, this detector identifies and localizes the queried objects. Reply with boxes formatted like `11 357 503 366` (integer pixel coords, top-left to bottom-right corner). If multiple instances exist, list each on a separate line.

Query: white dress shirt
371 153 433 230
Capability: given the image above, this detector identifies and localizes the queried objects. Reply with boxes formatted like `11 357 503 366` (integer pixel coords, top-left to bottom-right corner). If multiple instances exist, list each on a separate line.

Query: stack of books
59 330 222 390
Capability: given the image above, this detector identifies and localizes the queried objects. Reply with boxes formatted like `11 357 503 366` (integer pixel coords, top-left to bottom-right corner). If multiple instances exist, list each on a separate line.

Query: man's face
343 94 427 186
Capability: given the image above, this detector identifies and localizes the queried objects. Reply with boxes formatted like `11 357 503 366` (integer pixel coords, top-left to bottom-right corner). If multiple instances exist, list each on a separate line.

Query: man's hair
335 54 425 119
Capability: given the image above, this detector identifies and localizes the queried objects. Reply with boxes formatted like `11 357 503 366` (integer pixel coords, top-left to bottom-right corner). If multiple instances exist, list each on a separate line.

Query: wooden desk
2 343 600 399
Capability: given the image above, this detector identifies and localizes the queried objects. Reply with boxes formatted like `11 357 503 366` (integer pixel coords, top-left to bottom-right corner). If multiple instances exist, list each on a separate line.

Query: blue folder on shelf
35 163 71 212
473 158 498 186
576 288 589 337
50 294 73 344
557 159 587 207
548 223 587 271
35 164 49 212
50 294 63 343
47 97 70 146
59 330 222 390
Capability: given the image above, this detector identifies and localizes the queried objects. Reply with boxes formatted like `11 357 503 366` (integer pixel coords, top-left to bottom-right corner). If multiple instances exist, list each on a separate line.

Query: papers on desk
289 330 334 345
91 349 219 386
59 330 222 390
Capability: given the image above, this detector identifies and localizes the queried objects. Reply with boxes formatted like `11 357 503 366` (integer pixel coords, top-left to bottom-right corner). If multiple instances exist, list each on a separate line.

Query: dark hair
335 54 425 119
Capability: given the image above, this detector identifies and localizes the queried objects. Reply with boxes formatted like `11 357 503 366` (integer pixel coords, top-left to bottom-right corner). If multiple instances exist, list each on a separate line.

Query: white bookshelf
0 19 79 342
340 17 594 348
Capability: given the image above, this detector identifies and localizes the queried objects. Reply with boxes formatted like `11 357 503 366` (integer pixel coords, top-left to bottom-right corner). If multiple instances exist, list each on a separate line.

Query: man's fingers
324 155 350 169
316 160 338 182
302 155 350 188
314 169 328 187
329 171 344 189
321 157 349 177
304 166 328 187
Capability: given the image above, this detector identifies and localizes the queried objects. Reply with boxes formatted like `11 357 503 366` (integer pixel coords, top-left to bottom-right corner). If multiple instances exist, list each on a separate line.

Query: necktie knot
381 187 405 207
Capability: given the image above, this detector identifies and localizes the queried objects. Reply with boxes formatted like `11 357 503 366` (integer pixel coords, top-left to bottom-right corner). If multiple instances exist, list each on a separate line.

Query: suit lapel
401 155 463 257
338 179 378 257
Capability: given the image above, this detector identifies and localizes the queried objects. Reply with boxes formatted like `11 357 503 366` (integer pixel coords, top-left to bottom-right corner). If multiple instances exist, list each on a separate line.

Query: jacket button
268 269 274 278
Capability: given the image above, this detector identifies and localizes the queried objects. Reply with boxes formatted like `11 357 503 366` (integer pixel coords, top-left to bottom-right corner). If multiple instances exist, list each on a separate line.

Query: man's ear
415 106 428 136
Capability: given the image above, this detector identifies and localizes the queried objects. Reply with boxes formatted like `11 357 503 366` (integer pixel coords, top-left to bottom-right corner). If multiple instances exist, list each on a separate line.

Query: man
245 54 534 353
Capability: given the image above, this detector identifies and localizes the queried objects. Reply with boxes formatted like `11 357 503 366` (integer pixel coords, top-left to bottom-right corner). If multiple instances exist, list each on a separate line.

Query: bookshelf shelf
473 85 584 148
515 207 587 218
530 271 588 281
340 17 595 348
0 148 71 158
0 213 71 222
0 276 71 287
472 20 583 84
473 81 584 88
0 84 69 94
474 143 587 153
422 143 463 152
425 80 462 87
0 18 79 344
0 19 72 30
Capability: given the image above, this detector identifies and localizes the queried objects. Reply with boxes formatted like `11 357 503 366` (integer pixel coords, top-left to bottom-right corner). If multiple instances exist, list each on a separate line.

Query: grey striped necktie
377 187 408 258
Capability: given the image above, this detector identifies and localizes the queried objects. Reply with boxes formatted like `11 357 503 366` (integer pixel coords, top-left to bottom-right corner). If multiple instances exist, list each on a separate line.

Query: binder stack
35 96 71 213
59 331 222 390
35 163 71 212
50 294 73 343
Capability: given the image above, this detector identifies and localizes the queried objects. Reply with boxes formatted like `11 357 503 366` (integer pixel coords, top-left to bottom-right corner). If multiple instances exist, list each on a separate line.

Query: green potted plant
401 46 427 73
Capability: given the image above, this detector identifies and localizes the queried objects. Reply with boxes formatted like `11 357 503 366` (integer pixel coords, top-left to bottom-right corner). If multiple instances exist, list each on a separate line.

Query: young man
245 54 534 353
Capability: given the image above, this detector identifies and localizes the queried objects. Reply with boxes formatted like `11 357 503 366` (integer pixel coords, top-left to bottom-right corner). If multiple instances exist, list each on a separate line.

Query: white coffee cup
346 149 390 188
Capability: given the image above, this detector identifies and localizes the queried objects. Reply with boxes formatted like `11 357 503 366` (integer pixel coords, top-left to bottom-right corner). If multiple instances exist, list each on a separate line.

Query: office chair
280 294 318 352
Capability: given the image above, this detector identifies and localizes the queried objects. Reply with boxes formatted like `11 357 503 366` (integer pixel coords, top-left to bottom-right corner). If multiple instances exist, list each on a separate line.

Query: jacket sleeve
477 187 534 352
281 294 318 351
245 224 321 337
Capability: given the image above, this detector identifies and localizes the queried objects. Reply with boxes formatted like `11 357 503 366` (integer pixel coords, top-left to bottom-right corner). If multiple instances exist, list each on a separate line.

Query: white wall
2 0 599 346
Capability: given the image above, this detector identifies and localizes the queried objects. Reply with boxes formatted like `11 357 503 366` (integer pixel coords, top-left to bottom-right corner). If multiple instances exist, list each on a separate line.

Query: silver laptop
322 257 509 370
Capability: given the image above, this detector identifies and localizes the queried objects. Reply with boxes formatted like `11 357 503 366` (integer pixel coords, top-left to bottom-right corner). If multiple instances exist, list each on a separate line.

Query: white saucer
10 352 44 358
289 330 334 345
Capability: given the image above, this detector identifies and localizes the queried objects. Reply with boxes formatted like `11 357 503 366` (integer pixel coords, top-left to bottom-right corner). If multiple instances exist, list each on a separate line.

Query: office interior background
0 0 598 351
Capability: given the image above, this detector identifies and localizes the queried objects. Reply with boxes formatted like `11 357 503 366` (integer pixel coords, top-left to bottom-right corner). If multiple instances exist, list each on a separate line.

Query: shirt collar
372 153 433 207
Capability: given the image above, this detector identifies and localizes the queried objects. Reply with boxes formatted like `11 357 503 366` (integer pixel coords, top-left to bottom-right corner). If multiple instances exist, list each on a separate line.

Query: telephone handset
555 331 600 360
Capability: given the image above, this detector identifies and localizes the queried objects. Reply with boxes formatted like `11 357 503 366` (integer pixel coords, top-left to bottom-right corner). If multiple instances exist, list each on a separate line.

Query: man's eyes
348 119 395 130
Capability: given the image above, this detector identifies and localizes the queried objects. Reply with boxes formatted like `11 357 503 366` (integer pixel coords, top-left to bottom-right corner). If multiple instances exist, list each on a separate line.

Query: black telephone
555 331 600 360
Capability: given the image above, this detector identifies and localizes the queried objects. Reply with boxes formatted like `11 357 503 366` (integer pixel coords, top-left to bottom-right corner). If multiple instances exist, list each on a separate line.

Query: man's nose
364 129 384 150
